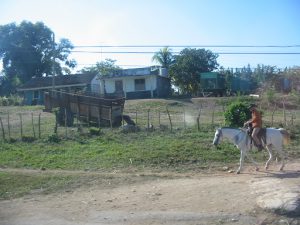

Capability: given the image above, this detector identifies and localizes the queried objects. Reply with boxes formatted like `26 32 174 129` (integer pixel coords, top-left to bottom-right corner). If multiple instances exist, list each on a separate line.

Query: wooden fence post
76 96 82 133
65 108 68 138
7 113 11 140
87 103 91 127
147 108 150 130
19 114 23 139
31 113 36 138
98 106 101 128
183 107 186 129
38 113 41 139
221 103 226 125
271 105 277 127
197 108 201 132
166 106 172 132
110 108 113 129
135 108 138 126
211 103 215 126
0 117 5 140
158 110 161 127
54 111 58 134
282 97 287 126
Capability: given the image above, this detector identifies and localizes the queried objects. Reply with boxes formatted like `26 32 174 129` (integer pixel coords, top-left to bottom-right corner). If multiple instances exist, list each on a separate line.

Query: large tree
169 48 219 94
0 21 76 95
152 47 174 69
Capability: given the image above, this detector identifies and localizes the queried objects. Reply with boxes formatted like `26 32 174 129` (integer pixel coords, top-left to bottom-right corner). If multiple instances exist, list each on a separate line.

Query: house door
115 80 123 93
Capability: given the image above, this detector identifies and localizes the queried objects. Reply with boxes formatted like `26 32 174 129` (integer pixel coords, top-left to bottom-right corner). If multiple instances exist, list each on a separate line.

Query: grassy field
0 96 300 200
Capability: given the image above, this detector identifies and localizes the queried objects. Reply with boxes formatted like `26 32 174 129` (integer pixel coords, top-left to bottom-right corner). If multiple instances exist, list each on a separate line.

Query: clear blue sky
0 0 300 71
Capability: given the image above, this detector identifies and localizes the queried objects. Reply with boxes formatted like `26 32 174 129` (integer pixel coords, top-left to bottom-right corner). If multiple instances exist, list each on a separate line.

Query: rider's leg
252 128 263 150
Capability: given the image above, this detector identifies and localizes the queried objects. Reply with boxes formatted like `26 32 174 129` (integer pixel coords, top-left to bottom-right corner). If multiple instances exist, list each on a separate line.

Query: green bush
21 136 36 143
89 127 102 136
224 102 251 127
0 97 9 106
0 95 23 106
47 134 61 143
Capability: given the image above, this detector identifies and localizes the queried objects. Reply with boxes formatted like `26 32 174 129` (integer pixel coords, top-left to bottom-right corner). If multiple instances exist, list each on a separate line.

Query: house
18 73 96 105
18 67 171 105
92 67 171 99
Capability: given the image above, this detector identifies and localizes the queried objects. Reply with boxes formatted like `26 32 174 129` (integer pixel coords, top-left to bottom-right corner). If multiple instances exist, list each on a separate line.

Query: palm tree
152 47 174 69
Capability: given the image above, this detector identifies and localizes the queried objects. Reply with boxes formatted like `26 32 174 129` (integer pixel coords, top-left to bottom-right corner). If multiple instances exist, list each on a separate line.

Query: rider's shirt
250 109 262 128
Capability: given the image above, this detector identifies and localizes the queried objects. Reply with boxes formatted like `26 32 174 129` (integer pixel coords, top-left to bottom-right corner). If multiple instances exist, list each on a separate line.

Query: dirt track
0 162 299 225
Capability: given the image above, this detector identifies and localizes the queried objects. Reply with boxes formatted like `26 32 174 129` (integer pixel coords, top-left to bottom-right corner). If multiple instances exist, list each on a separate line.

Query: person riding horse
244 104 263 151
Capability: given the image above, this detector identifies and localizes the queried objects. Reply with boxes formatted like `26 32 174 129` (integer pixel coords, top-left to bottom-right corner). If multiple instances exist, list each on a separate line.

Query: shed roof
103 67 159 78
18 73 96 91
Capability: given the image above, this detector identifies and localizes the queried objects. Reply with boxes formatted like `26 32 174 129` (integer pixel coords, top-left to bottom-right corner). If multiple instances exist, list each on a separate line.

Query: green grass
0 127 242 200
0 171 77 200
0 128 241 171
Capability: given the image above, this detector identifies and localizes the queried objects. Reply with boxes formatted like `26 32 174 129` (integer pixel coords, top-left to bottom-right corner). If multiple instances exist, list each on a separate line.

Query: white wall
104 75 157 93
91 76 100 93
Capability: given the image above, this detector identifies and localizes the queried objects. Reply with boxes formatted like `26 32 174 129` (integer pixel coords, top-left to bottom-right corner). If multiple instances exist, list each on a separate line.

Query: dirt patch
0 162 299 225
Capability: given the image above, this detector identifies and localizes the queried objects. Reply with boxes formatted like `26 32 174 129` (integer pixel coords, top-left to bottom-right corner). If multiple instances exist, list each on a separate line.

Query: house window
115 80 123 92
135 79 145 91
33 90 39 99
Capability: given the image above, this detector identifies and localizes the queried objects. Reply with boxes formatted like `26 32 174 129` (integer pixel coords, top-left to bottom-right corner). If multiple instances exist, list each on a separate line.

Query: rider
244 104 263 151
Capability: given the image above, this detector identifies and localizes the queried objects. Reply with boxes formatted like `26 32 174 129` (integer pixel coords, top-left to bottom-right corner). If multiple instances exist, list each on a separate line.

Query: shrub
0 97 9 106
21 136 36 143
0 95 23 106
224 102 251 127
47 134 61 143
89 127 102 136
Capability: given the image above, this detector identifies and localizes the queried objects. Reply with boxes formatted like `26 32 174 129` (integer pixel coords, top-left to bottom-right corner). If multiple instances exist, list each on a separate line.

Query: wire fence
0 103 299 142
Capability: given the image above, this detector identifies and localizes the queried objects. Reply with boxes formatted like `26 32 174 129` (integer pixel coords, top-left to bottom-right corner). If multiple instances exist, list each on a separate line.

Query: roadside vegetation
0 95 300 200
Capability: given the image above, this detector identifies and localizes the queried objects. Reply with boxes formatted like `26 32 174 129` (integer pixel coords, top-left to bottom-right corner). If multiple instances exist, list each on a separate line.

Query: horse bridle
216 128 244 145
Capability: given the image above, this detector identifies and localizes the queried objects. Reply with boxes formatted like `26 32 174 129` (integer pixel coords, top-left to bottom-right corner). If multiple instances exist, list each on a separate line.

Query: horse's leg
237 149 246 174
245 151 259 171
276 147 285 171
265 145 273 170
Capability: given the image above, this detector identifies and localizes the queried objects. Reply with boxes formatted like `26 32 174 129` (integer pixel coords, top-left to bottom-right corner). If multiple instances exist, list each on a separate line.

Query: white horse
212 127 290 174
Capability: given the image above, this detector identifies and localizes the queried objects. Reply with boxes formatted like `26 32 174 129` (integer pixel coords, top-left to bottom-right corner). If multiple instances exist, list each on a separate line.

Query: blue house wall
23 90 45 105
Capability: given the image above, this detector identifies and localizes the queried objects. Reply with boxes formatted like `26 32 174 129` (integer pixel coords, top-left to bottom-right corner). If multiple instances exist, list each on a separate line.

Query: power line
71 50 300 55
73 44 300 48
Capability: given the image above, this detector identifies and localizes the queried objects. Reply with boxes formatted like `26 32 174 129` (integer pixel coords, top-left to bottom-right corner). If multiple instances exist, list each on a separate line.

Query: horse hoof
236 171 240 174
265 166 268 170
255 167 259 171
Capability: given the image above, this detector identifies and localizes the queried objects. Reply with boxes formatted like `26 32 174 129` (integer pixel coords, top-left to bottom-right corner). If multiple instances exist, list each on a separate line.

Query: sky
0 0 300 71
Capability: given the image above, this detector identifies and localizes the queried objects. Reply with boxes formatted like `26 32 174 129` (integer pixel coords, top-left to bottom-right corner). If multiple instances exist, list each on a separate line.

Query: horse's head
212 128 222 146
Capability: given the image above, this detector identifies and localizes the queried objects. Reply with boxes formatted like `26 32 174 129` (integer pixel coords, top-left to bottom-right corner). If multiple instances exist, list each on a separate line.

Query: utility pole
52 32 55 91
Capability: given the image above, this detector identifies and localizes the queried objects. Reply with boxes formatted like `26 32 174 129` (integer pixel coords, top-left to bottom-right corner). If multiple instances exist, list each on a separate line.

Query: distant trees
169 48 219 95
0 21 76 95
79 59 121 76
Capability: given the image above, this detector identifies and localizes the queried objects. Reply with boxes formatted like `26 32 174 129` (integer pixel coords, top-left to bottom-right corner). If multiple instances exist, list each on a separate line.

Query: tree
169 48 218 95
152 47 174 69
224 102 251 127
79 59 121 76
219 67 234 93
0 21 76 95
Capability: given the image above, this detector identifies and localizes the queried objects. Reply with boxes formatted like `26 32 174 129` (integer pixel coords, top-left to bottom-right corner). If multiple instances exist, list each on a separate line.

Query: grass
0 127 243 200
0 171 77 200
0 127 241 171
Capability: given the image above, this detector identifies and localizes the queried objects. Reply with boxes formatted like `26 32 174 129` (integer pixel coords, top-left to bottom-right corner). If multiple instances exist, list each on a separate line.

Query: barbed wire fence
0 103 299 142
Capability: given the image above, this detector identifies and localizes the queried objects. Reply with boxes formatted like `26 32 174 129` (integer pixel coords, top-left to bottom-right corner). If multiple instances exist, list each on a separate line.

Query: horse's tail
279 129 290 145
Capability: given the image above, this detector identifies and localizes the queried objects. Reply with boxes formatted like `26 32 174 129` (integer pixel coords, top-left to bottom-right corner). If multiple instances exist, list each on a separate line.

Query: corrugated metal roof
105 67 159 78
18 73 96 90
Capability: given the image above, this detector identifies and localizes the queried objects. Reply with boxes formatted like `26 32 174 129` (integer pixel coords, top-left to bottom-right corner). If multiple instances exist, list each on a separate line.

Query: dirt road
0 162 299 225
